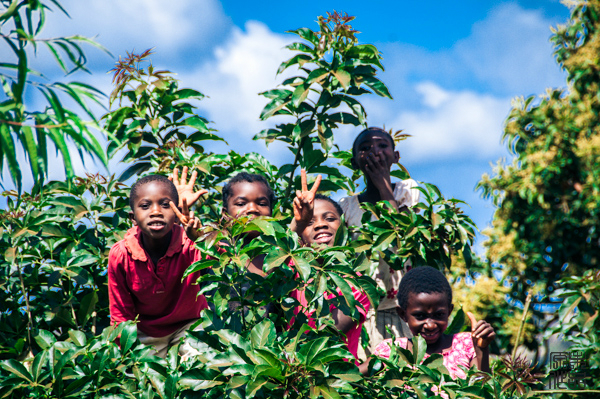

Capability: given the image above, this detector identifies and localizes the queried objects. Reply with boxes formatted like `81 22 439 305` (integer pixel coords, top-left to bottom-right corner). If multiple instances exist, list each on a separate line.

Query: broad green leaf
0 359 33 382
120 322 138 353
291 254 311 282
445 308 465 335
77 291 98 326
35 330 57 349
250 319 276 348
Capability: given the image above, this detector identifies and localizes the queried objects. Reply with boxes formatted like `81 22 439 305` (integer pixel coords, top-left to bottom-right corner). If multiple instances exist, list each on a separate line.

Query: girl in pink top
368 266 495 379
290 170 370 361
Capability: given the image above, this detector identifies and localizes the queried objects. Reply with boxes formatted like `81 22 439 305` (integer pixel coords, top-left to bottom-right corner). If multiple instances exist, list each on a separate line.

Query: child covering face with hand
339 127 421 353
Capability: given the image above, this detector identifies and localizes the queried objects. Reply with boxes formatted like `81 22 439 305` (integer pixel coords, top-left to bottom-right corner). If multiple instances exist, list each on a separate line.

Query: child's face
351 131 399 172
300 199 341 247
226 181 272 218
398 291 453 345
130 181 177 242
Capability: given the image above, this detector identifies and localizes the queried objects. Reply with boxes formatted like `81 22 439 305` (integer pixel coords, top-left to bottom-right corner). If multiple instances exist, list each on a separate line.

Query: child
221 172 276 276
291 170 370 361
108 173 208 358
370 266 496 379
338 127 420 352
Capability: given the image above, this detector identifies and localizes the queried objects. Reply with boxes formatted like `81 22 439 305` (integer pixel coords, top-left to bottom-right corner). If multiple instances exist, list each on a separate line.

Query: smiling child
371 266 496 378
291 170 370 361
108 174 208 358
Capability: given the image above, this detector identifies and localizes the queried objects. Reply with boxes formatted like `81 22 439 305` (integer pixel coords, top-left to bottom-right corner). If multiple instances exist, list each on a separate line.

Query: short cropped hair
397 266 452 309
352 127 395 158
222 172 276 212
314 194 343 218
130 174 179 209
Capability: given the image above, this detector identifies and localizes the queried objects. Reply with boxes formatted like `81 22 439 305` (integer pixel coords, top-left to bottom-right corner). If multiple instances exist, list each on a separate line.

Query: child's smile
400 291 453 350
300 199 341 247
130 181 177 242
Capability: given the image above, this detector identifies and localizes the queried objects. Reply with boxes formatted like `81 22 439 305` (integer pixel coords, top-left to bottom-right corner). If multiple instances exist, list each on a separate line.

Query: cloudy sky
2 0 571 251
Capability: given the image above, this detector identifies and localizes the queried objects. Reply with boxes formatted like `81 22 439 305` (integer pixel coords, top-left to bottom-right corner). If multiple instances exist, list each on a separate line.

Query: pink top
290 283 370 361
108 225 209 337
373 332 476 379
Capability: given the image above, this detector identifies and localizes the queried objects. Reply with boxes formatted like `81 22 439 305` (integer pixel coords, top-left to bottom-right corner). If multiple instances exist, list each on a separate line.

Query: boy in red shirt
108 173 208 358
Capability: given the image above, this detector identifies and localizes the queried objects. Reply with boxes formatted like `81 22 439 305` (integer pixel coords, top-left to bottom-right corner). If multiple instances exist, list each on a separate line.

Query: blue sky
3 0 571 251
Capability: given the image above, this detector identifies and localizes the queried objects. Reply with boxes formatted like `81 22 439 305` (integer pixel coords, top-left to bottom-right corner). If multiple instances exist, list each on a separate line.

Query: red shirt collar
123 225 185 262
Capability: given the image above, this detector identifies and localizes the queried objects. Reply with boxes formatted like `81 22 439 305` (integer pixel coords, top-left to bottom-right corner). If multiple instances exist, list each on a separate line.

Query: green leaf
68 330 87 347
361 75 392 99
331 69 351 90
35 330 57 349
412 335 427 365
291 254 311 282
77 291 98 325
0 359 33 382
445 307 465 335
264 248 290 273
120 322 138 353
250 319 276 348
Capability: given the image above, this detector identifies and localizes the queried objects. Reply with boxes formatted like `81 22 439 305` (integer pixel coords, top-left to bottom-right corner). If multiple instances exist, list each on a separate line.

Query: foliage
478 0 600 303
0 0 109 192
478 0 600 393
254 11 392 205
0 174 129 358
103 49 225 181
1 2 581 398
353 184 476 273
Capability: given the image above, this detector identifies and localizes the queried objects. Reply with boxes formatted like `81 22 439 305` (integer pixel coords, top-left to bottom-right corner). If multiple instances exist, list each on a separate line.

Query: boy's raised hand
170 199 201 241
170 166 208 208
292 169 322 232
467 311 496 349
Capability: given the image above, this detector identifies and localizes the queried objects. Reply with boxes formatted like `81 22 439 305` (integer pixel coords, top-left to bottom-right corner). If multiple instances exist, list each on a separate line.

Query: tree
0 0 108 192
478 0 600 392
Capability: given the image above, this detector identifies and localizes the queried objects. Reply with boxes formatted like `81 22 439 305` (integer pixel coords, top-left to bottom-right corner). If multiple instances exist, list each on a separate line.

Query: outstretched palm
170 166 208 208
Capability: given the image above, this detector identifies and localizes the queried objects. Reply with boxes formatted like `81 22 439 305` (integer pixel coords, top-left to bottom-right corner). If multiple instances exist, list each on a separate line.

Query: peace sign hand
170 199 201 241
170 166 208 208
292 169 322 230
467 311 496 349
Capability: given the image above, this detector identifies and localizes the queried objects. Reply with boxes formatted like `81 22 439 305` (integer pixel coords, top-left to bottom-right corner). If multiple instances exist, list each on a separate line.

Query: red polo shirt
108 225 208 337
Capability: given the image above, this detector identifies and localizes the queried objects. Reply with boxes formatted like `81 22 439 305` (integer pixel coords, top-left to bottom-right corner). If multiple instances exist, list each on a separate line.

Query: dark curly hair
314 194 343 217
222 172 276 213
397 266 452 309
129 174 179 210
351 127 395 158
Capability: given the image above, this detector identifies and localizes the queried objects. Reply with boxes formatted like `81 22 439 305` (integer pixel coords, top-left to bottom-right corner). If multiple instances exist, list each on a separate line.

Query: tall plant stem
512 292 532 359
15 260 33 350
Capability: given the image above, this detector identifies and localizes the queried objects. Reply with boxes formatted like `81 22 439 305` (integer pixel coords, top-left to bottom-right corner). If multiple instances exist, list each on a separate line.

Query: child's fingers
169 201 187 223
182 198 189 217
466 312 477 330
301 169 308 192
171 168 180 186
181 166 189 185
191 189 208 204
188 169 198 187
310 174 322 194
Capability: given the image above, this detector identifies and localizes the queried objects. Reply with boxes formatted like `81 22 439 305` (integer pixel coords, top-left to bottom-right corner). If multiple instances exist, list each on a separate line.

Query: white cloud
43 0 231 62
180 21 295 162
454 3 566 94
392 82 511 162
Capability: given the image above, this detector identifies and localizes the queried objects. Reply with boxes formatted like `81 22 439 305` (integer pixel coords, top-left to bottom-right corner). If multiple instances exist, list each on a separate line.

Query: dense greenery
1 1 599 398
